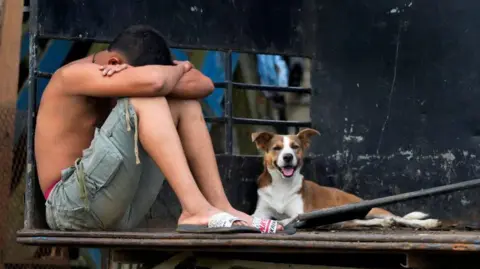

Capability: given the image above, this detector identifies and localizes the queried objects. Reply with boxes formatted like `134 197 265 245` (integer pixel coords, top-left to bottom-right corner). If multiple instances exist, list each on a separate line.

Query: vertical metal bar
25 0 38 229
224 51 233 154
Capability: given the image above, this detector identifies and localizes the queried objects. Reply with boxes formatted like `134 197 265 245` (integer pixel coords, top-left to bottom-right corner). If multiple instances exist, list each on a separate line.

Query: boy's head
97 25 174 67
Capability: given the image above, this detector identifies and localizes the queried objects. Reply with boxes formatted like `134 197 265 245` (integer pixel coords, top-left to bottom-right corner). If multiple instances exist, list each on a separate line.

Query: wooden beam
0 0 23 255
0 0 5 47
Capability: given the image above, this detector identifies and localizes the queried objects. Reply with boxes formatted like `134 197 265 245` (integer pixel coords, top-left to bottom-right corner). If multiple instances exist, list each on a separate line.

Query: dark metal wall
310 0 480 222
30 0 480 227
36 0 315 56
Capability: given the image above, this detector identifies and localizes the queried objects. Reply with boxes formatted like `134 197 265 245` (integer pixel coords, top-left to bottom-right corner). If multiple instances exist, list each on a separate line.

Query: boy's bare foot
217 205 284 232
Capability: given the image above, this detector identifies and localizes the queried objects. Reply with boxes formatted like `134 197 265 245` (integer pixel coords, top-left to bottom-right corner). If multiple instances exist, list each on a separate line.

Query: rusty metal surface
406 253 480 269
17 229 480 252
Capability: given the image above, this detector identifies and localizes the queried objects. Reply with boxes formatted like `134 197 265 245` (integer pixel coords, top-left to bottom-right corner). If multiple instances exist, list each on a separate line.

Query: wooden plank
0 0 23 257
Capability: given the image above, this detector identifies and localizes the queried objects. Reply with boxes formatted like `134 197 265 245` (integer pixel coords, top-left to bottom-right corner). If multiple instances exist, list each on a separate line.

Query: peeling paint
190 6 204 13
399 150 414 160
389 7 400 14
334 151 342 162
461 195 471 206
332 149 471 166
441 151 456 162
344 135 364 142
357 154 377 161
343 122 364 143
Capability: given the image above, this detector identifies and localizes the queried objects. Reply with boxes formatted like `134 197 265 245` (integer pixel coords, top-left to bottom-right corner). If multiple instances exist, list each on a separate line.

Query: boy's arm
167 61 214 99
56 62 190 97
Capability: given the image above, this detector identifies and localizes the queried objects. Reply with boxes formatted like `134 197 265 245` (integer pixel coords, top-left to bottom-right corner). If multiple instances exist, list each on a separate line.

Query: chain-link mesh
0 108 71 268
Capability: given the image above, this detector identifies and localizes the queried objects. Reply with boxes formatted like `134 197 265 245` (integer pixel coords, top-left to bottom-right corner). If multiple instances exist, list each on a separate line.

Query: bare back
35 59 113 194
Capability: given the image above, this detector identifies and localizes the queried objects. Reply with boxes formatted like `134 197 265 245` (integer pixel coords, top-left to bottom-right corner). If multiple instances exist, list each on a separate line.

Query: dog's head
251 128 320 179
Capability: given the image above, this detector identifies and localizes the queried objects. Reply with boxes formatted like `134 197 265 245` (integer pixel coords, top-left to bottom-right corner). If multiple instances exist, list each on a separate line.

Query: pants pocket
82 129 123 193
46 202 101 231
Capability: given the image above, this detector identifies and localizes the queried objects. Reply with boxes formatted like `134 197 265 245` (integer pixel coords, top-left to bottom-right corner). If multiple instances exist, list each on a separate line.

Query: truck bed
17 228 480 268
17 228 480 252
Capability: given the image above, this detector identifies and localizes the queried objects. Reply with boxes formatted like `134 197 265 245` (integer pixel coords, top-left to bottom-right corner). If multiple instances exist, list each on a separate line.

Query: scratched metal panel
35 0 316 56
310 0 480 222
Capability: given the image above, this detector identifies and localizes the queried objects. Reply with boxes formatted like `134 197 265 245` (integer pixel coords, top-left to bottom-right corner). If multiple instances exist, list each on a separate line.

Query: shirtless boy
35 25 282 233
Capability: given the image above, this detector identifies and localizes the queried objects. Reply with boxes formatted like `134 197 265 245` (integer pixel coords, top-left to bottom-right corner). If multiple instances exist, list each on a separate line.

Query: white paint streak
461 196 471 206
441 152 456 162
389 7 400 14
399 150 414 160
190 6 204 13
344 135 364 142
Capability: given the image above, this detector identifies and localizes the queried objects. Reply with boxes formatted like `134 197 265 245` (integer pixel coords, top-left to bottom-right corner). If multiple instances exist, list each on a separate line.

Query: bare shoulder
48 62 95 92
54 61 95 78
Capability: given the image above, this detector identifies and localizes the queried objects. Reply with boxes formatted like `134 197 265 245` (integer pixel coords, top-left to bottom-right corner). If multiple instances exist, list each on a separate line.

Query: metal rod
233 117 311 127
213 82 311 94
205 116 311 127
32 34 313 58
204 117 226 123
17 228 480 244
297 177 480 222
15 236 480 252
224 51 233 154
25 0 38 230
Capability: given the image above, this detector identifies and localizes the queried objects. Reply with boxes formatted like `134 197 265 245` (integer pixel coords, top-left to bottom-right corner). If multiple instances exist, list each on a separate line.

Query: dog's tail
402 211 429 220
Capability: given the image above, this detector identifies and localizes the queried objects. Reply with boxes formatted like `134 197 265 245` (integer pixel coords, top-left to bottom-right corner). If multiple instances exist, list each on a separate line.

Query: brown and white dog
251 128 441 229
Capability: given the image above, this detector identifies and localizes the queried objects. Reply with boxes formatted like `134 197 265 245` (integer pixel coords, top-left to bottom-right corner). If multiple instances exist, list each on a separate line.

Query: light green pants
46 98 165 231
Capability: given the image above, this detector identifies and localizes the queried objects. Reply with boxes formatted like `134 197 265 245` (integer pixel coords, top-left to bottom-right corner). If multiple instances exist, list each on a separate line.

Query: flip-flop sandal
252 217 297 235
176 212 261 234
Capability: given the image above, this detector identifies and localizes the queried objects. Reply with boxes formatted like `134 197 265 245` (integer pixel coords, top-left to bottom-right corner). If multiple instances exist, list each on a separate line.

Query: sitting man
35 25 282 233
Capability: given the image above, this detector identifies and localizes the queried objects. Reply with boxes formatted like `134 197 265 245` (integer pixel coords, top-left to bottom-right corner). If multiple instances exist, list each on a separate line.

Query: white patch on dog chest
257 174 304 220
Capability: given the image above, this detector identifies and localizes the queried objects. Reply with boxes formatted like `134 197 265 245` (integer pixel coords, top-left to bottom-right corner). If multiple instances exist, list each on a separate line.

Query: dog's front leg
278 217 297 227
252 198 275 220
278 196 305 227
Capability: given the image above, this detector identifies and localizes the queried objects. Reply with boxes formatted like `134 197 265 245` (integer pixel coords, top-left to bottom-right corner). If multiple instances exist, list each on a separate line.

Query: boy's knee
168 99 202 117
129 96 168 112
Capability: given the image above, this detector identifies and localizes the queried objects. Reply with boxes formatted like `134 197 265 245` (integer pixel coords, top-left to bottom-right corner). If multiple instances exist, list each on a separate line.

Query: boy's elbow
150 76 168 95
203 78 215 96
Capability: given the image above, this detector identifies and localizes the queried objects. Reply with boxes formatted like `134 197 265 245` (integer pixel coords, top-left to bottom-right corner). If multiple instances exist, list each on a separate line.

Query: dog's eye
272 146 282 151
291 144 300 150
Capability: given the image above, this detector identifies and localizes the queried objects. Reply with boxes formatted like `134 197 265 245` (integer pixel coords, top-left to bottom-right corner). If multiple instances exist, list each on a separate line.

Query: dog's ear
296 128 320 149
251 131 275 151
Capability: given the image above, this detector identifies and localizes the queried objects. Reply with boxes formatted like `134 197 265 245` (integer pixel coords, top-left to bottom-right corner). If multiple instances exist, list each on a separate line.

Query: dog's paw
402 211 429 220
380 217 395 228
420 219 442 229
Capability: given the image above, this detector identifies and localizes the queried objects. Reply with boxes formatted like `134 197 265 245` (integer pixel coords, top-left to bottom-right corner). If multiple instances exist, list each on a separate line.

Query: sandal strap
252 217 278 234
208 212 242 228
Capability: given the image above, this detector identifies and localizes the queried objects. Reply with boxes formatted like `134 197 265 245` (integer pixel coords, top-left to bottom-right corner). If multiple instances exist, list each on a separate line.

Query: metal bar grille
214 82 311 94
33 72 312 94
223 51 234 154
29 58 313 158
205 117 310 127
25 0 38 230
25 14 313 232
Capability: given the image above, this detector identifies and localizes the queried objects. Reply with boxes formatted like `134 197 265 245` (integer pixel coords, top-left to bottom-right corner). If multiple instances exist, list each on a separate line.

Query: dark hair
108 25 174 66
